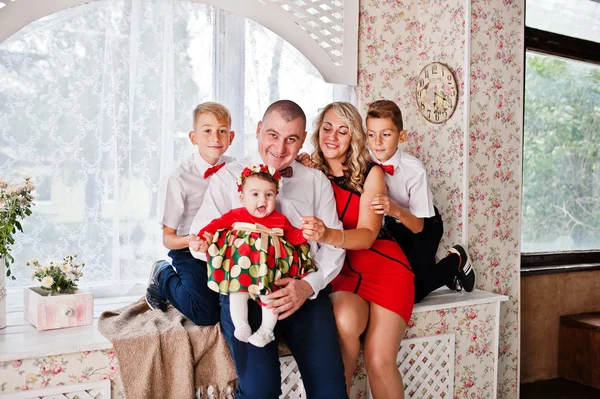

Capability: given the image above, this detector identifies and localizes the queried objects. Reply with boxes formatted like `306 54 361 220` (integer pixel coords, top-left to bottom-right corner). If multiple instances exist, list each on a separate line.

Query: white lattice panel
369 334 455 399
267 0 344 65
279 355 306 399
1 380 111 399
202 355 305 399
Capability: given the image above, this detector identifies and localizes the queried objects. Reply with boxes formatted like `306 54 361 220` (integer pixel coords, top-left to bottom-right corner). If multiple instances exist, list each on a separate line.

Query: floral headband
237 164 282 192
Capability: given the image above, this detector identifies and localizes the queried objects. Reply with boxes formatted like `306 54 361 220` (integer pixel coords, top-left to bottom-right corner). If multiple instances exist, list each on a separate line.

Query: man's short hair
193 102 232 128
367 100 404 132
262 100 307 129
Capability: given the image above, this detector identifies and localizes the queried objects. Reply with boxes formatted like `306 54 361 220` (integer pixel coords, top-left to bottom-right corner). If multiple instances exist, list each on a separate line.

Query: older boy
145 102 235 326
367 100 475 302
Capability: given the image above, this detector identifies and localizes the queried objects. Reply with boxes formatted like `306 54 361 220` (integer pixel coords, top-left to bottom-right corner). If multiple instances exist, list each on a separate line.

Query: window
0 0 352 292
522 0 600 271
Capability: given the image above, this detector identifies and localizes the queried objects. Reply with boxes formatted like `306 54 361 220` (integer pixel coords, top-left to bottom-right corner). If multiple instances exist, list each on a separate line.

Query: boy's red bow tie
204 162 225 179
379 163 394 176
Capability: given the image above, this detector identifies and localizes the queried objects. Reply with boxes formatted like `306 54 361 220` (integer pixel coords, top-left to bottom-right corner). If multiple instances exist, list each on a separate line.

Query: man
190 100 348 398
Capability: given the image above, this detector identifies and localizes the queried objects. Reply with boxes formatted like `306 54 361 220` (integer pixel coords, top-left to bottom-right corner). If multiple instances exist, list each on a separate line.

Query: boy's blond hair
366 100 404 132
193 102 232 128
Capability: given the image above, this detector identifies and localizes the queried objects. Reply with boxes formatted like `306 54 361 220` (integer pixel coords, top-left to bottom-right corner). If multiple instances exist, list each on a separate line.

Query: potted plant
24 255 93 331
0 177 35 329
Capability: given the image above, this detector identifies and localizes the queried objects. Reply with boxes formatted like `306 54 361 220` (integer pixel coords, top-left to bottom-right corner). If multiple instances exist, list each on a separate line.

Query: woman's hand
301 216 330 243
369 193 392 215
295 152 316 168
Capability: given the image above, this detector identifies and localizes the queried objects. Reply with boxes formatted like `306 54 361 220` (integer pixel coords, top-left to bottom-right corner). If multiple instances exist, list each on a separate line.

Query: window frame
521 23 600 274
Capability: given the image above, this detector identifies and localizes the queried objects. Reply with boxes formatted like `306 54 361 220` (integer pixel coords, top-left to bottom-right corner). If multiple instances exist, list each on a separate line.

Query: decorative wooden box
558 312 600 390
24 287 94 331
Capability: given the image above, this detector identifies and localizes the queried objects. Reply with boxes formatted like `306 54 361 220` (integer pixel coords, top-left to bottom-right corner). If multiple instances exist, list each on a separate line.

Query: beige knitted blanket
98 298 237 399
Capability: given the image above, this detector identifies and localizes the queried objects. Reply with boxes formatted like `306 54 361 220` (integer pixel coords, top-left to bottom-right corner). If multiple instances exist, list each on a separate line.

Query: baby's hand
296 152 315 168
369 193 391 215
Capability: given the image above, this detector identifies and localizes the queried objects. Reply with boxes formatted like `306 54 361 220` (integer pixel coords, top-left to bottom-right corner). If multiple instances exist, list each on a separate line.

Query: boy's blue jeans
220 285 349 399
157 248 220 326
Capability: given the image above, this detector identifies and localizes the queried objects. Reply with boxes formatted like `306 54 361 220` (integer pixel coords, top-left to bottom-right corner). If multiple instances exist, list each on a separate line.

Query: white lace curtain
0 0 353 291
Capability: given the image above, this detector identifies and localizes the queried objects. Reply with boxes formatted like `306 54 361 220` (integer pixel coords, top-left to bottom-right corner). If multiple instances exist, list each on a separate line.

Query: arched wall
0 0 358 85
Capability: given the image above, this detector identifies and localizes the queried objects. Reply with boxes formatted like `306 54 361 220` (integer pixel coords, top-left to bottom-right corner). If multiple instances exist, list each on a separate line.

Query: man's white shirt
189 157 345 298
161 152 236 236
372 149 435 218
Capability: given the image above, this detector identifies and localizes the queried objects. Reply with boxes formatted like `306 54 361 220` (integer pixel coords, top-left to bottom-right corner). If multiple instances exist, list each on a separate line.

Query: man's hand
369 193 392 215
266 278 314 320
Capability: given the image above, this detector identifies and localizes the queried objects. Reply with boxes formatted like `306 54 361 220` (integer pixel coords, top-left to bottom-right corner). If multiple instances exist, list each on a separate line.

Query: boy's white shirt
161 152 236 236
189 156 346 299
372 149 435 218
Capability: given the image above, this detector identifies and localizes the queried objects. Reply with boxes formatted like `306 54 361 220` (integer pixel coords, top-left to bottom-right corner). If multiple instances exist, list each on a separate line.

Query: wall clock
416 62 458 124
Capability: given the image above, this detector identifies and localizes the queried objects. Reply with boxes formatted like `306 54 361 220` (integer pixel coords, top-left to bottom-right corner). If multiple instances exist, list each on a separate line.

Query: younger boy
367 100 475 303
145 102 235 325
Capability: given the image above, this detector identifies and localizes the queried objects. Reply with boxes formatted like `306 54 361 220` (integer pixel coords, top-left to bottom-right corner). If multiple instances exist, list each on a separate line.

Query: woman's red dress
330 166 415 323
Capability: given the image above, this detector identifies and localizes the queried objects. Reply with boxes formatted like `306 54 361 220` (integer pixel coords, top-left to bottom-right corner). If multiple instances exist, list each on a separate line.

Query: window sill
0 288 507 363
521 262 600 276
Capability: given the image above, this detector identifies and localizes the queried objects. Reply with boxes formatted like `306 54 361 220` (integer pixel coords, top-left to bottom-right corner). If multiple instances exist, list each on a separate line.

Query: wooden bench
559 312 600 390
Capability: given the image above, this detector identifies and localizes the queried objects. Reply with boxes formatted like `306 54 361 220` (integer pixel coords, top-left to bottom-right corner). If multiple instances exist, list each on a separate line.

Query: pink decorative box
24 287 94 331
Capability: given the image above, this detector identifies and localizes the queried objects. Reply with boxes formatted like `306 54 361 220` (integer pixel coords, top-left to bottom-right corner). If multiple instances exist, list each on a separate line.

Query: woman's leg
229 292 252 342
363 303 407 399
330 291 370 391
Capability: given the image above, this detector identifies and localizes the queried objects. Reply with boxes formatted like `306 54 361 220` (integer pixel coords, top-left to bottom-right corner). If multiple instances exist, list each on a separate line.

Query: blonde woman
301 102 415 398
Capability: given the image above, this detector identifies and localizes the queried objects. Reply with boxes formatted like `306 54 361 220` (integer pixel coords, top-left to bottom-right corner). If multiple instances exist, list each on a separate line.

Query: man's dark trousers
220 285 349 398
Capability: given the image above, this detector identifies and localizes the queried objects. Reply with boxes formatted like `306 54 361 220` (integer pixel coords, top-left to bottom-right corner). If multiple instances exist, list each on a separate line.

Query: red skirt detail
331 238 415 323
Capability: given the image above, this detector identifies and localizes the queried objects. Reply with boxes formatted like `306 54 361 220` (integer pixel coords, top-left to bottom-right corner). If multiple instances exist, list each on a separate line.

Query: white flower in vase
41 276 54 289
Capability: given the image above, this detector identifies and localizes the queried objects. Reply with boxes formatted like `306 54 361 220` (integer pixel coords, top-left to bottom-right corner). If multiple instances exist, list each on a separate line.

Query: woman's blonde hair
310 102 369 193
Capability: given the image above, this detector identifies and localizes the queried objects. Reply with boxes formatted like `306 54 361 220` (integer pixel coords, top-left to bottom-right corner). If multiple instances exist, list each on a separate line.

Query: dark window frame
522 24 600 275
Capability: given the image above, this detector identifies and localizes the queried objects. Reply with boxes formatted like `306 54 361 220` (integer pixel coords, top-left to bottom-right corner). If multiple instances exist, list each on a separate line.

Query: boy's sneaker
145 260 171 311
446 277 460 292
448 244 475 293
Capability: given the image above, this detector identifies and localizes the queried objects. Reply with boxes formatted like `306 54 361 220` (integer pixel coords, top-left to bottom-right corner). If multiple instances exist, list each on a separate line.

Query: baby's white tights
229 292 277 348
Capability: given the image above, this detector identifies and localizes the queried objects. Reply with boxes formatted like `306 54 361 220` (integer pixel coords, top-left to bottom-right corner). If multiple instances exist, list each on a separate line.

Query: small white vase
0 257 6 330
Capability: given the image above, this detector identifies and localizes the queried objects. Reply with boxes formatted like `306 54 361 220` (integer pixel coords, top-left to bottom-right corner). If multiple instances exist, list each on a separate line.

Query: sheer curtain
0 0 353 294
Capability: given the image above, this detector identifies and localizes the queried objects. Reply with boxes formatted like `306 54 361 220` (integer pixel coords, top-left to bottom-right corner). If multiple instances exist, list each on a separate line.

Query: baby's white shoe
234 323 253 343
248 327 275 347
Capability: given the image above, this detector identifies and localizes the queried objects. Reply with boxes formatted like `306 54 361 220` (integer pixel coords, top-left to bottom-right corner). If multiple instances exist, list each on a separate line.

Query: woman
301 102 414 398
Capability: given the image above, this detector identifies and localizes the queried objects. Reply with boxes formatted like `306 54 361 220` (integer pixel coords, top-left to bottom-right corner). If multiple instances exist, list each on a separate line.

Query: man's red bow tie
279 166 293 178
204 162 225 179
379 163 394 176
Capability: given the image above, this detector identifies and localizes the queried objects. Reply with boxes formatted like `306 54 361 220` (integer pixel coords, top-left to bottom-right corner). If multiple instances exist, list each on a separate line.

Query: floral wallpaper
357 0 522 398
358 0 466 252
0 349 125 398
467 0 522 396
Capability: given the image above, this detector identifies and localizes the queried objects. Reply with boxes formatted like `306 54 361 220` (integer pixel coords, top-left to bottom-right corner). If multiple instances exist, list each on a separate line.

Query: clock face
416 62 458 124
